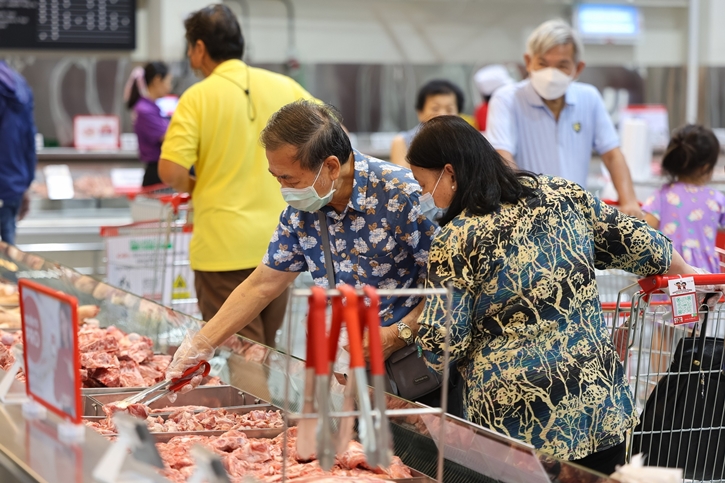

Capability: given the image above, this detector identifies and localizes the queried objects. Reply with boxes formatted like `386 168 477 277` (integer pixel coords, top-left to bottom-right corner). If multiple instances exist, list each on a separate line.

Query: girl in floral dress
642 124 724 377
643 124 724 273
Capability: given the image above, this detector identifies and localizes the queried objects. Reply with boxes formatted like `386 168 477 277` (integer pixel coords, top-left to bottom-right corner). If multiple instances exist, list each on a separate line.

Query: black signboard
0 0 135 50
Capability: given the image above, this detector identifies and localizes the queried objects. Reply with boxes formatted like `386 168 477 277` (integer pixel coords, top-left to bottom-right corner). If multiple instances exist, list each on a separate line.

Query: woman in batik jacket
407 115 700 476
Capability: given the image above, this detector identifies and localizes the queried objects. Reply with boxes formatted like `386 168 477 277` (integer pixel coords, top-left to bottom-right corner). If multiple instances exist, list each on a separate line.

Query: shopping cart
615 274 725 482
100 192 199 318
125 183 176 223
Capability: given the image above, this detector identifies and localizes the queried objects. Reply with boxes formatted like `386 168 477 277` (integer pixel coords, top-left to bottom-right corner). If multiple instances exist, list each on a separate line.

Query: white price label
668 277 699 325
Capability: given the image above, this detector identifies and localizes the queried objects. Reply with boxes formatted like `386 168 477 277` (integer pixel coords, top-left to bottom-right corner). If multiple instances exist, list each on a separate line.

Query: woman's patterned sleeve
585 190 673 275
416 222 479 373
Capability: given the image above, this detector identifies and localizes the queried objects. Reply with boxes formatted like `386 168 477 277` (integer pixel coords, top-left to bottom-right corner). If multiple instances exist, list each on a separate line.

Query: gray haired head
526 19 584 63
261 100 353 171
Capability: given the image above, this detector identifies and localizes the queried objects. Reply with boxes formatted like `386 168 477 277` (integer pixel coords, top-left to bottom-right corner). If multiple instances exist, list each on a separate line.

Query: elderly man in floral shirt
166 100 438 391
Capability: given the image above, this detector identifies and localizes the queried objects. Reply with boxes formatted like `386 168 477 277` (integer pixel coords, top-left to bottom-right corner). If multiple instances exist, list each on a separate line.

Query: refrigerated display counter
0 242 617 483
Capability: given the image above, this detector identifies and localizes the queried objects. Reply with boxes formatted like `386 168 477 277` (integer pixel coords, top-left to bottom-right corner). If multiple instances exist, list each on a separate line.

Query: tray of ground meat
85 403 286 439
83 385 266 416
159 427 416 483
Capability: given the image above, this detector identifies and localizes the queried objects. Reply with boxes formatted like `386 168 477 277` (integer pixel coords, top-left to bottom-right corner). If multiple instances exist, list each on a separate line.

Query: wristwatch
397 322 414 346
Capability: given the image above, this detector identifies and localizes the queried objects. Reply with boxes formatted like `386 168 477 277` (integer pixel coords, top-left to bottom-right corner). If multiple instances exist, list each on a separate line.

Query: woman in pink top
643 124 725 274
124 62 173 187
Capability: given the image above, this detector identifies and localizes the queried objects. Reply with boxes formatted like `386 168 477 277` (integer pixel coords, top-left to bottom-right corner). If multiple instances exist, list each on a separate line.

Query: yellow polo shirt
161 60 312 272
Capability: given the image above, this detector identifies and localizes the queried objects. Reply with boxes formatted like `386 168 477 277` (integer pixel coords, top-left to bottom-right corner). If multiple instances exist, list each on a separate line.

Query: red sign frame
18 280 82 425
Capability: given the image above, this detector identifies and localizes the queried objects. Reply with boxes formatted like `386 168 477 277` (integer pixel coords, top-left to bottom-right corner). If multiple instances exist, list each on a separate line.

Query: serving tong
114 360 211 409
296 284 390 471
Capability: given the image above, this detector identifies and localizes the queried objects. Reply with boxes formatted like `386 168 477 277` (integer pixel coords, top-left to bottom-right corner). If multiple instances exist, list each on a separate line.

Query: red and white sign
73 115 120 150
667 277 700 325
19 280 82 424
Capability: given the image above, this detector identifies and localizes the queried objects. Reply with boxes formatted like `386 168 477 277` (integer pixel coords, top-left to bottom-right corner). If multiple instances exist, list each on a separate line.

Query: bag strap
317 211 336 289
694 293 716 367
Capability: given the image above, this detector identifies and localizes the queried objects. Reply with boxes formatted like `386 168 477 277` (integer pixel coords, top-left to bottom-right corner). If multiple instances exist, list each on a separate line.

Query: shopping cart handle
157 193 191 213
602 199 643 207
639 274 725 293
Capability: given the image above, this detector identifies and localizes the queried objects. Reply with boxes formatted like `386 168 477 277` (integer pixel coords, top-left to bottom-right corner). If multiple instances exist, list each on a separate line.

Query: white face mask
280 163 336 212
529 67 574 101
418 170 446 222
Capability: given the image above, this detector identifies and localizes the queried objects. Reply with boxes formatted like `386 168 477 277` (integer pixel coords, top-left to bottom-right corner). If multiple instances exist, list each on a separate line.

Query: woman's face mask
280 162 336 212
418 170 447 222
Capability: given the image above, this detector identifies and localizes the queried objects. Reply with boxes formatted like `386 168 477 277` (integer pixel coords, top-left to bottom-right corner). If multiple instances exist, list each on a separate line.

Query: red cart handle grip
639 274 725 293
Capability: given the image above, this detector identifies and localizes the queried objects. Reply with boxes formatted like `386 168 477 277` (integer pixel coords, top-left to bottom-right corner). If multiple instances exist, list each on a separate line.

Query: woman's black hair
126 61 169 109
184 4 245 63
415 79 465 113
661 124 720 182
407 115 537 226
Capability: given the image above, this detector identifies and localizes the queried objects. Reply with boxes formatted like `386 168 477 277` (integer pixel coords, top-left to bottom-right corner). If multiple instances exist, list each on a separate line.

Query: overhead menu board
0 0 136 50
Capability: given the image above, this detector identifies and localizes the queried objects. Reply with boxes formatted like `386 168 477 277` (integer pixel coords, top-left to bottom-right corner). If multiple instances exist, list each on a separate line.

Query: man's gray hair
526 19 584 63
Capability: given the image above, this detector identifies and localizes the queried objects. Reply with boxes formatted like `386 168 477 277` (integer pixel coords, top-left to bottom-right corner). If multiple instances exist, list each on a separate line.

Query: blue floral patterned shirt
263 150 437 326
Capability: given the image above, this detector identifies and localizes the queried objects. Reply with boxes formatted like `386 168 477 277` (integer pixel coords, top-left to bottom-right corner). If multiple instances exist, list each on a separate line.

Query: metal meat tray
291 470 434 483
83 385 269 416
84 404 286 440
150 427 284 442
83 403 276 421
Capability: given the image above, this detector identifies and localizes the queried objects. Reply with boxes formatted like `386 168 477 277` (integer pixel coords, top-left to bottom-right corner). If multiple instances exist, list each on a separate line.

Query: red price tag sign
22 295 42 364
19 280 82 424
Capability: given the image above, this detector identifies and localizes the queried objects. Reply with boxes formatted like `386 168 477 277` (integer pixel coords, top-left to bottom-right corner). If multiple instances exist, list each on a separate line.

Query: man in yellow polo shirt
158 4 312 347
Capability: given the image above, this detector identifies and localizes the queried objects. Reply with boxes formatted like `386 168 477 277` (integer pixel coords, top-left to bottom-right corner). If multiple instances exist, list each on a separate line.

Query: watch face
401 327 413 340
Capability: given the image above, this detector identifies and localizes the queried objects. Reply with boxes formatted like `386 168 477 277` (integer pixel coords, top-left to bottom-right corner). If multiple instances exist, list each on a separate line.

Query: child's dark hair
415 79 465 113
127 62 169 109
662 124 720 182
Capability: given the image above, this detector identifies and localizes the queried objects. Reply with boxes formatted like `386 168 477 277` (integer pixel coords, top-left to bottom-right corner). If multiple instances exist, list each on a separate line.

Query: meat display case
0 242 618 483
17 149 145 277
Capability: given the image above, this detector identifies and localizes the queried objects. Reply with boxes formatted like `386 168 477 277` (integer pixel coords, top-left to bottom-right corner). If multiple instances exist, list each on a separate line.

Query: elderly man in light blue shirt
488 19 641 218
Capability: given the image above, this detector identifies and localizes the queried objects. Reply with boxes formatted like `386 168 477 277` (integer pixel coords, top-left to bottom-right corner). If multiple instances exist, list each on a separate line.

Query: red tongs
360 285 392 468
115 360 211 408
296 287 331 463
332 285 377 465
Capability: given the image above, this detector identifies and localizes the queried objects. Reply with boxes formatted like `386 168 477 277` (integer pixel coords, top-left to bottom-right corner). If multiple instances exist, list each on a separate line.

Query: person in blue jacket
0 61 37 245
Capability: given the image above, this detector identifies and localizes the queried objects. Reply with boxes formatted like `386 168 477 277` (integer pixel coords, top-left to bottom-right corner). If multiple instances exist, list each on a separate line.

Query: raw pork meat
119 360 146 387
0 326 186 389
89 403 284 434
151 425 413 483
102 401 150 420
92 368 121 387
80 352 119 369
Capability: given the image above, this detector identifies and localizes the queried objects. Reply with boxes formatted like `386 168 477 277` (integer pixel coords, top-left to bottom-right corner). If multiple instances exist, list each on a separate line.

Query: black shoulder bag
632 294 725 480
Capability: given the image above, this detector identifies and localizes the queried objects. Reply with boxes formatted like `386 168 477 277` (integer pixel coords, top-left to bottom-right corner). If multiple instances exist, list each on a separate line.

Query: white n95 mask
529 67 573 101
280 163 336 212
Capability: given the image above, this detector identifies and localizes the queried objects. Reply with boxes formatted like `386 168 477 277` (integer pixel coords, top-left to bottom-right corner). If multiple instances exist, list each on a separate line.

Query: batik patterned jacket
418 176 673 460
